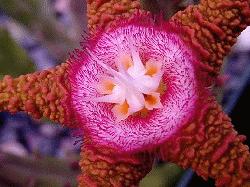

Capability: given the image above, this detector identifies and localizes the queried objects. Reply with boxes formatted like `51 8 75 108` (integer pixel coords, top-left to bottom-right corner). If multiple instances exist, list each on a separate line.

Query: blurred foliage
0 0 77 62
0 28 35 78
0 151 78 187
0 0 40 26
140 163 184 187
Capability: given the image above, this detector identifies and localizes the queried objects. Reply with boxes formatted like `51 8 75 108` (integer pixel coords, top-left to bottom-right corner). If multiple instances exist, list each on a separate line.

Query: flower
1 0 250 186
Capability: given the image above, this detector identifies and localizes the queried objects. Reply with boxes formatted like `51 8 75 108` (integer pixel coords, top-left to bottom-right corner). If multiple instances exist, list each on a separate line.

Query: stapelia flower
1 0 250 186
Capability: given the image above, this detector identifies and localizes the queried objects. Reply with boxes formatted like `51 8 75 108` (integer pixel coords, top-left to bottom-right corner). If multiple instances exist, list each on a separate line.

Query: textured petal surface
0 63 74 126
78 139 153 187
171 0 250 75
87 0 141 30
69 17 209 152
160 96 250 186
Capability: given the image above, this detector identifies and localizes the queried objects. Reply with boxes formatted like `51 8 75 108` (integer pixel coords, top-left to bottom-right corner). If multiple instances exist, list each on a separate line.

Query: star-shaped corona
86 41 164 121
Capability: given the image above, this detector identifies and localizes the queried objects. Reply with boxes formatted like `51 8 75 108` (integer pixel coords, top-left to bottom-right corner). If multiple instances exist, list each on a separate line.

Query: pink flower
69 14 210 153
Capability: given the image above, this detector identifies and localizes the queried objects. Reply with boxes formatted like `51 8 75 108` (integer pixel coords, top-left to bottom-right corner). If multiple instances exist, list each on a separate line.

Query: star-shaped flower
1 0 250 186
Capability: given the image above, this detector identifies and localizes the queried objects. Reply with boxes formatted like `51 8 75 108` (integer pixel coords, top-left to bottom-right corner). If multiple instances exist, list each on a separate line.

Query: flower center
90 45 164 121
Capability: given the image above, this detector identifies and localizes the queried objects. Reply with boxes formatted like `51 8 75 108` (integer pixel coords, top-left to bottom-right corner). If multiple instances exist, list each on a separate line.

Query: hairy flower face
69 16 206 152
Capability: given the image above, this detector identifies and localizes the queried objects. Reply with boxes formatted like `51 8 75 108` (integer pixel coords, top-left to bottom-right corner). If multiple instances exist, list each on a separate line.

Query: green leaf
140 163 184 187
0 28 35 78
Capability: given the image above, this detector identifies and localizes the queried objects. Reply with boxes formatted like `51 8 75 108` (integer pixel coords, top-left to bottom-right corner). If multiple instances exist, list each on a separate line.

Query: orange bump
144 94 157 106
118 100 129 115
145 60 161 77
121 55 133 70
96 79 115 95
